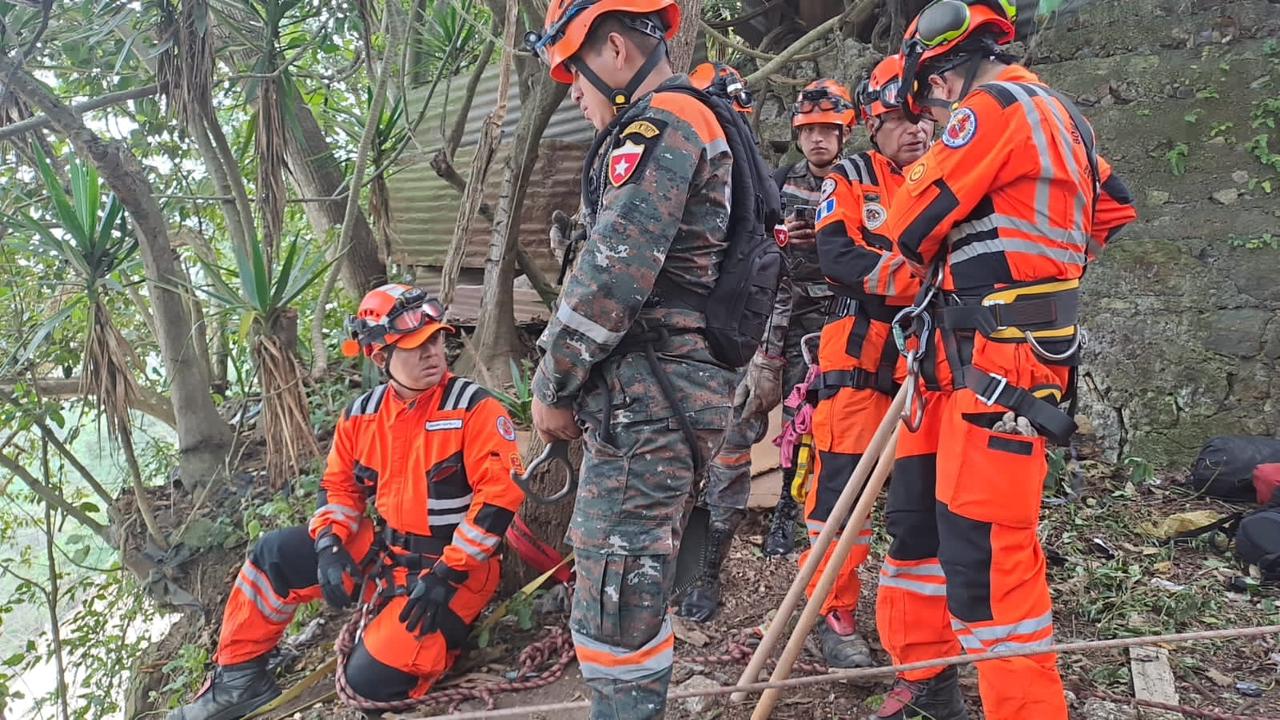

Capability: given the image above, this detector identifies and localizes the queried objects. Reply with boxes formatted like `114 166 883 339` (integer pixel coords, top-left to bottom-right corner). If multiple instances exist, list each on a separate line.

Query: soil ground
145 445 1280 720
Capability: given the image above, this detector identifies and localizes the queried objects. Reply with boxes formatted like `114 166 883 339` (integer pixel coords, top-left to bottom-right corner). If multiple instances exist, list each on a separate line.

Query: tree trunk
470 68 567 381
0 57 232 488
281 81 387 295
668 0 704 73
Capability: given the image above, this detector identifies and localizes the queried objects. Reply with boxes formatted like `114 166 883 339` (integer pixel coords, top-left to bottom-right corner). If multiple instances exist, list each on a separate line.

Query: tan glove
733 353 786 419
549 209 585 262
992 411 1039 437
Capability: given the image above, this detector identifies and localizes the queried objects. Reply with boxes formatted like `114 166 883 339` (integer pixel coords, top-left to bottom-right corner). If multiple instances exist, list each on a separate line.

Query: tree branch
310 5 394 377
0 378 177 429
744 3 868 86
445 37 496 159
0 450 111 542
0 85 159 141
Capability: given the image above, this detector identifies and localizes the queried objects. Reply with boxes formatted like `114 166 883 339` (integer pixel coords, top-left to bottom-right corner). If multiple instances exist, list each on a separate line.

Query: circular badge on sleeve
496 415 517 442
942 107 978 149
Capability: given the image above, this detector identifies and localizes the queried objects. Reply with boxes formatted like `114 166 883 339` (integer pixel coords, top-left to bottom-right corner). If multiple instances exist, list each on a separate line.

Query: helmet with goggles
854 54 907 125
898 0 1036 122
791 79 857 131
690 61 753 114
525 0 680 109
342 284 452 358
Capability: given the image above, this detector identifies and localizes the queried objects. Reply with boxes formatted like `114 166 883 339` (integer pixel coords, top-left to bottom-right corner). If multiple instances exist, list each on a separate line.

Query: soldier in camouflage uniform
677 79 860 622
527 1 735 717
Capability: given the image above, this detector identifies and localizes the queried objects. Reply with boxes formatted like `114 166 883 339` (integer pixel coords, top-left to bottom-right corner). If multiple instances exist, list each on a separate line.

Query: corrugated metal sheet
386 65 595 310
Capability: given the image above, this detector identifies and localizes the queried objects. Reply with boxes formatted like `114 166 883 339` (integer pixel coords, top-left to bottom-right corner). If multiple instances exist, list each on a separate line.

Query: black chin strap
382 346 433 393
571 39 667 111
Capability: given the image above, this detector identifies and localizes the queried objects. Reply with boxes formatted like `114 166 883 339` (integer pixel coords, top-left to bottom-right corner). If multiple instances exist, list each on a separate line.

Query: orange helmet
342 284 452 358
791 79 857 131
527 0 680 85
899 0 1019 121
690 61 753 114
854 55 907 126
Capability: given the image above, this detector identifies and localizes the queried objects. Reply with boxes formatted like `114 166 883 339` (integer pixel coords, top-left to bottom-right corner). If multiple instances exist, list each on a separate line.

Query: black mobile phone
792 204 816 223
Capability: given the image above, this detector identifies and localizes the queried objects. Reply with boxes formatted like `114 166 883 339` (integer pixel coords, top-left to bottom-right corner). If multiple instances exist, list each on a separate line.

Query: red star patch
609 140 645 187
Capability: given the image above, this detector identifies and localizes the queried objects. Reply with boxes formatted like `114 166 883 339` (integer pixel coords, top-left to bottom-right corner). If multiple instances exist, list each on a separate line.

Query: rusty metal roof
386 66 594 322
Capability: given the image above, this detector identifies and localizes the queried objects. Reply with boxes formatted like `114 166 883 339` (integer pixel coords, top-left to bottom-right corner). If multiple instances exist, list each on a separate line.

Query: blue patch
942 107 977 149
816 197 836 222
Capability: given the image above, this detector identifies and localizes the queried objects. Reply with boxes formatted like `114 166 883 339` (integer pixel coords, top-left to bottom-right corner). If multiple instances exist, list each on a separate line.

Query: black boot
167 657 280 720
866 667 969 720
677 509 745 622
762 480 800 557
814 609 873 668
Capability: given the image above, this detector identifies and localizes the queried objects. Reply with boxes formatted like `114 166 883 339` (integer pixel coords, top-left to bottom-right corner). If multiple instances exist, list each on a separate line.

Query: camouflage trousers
568 406 729 719
701 313 825 520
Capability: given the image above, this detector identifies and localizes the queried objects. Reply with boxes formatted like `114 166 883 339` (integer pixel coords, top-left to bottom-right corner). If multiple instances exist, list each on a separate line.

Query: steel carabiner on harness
512 440 577 505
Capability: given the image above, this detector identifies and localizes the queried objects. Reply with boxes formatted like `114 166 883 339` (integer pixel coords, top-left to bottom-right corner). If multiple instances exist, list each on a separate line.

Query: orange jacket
309 374 525 574
813 150 917 386
886 65 1136 292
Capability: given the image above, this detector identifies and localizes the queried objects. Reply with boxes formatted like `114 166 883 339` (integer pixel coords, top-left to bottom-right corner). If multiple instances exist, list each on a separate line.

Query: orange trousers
802 385 893 617
216 519 500 700
876 335 1069 720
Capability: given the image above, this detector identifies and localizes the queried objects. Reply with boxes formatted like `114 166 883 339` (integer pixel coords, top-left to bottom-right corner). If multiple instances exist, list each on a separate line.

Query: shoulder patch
862 202 887 230
942 107 978 149
496 415 517 442
820 177 837 201
622 119 662 139
609 140 647 187
815 197 837 223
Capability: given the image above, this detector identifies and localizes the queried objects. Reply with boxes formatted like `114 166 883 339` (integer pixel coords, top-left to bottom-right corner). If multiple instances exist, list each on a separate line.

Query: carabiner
512 440 577 505
1024 328 1085 362
800 332 823 368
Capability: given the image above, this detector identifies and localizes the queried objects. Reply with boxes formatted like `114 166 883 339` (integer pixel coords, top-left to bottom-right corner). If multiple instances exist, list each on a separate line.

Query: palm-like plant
6 146 168 548
197 230 331 487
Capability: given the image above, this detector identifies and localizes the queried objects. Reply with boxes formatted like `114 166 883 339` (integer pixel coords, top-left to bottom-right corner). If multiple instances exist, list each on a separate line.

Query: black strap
813 369 900 401
963 365 1077 445
937 295 1077 336
382 526 449 558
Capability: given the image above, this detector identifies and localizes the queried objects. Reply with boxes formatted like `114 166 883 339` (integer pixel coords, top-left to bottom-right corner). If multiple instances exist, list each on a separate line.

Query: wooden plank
1129 645 1181 719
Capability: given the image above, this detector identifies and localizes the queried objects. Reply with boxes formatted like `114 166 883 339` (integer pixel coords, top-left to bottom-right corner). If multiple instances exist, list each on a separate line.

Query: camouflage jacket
532 75 736 424
776 159 834 320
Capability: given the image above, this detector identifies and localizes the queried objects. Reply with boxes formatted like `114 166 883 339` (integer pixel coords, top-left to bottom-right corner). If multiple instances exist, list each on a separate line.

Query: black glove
315 531 360 609
399 562 468 636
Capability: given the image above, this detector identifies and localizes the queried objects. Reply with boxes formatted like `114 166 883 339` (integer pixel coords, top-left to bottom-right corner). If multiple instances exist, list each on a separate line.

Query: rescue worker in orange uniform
868 2 1137 718
168 284 525 720
807 55 933 668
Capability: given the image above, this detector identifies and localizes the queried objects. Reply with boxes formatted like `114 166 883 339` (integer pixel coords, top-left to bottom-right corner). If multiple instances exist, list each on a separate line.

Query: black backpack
1236 509 1280 579
654 85 784 368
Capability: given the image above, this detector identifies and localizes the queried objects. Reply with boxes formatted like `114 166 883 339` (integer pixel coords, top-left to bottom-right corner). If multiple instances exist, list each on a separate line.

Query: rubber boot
762 477 799 557
167 657 280 720
867 667 969 720
677 508 745 622
814 609 874 668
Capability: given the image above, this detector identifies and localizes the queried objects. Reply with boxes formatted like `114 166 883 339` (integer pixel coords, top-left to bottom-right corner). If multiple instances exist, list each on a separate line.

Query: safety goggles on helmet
524 0 595 66
855 76 902 114
909 0 1019 49
792 88 855 116
345 289 447 356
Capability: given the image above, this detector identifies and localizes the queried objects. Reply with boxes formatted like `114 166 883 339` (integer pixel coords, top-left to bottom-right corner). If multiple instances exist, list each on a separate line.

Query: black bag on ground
1189 436 1280 501
1235 508 1280 579
652 85 784 369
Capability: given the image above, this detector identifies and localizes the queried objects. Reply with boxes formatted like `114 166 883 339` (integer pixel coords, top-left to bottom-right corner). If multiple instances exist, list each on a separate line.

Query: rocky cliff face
753 0 1280 467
